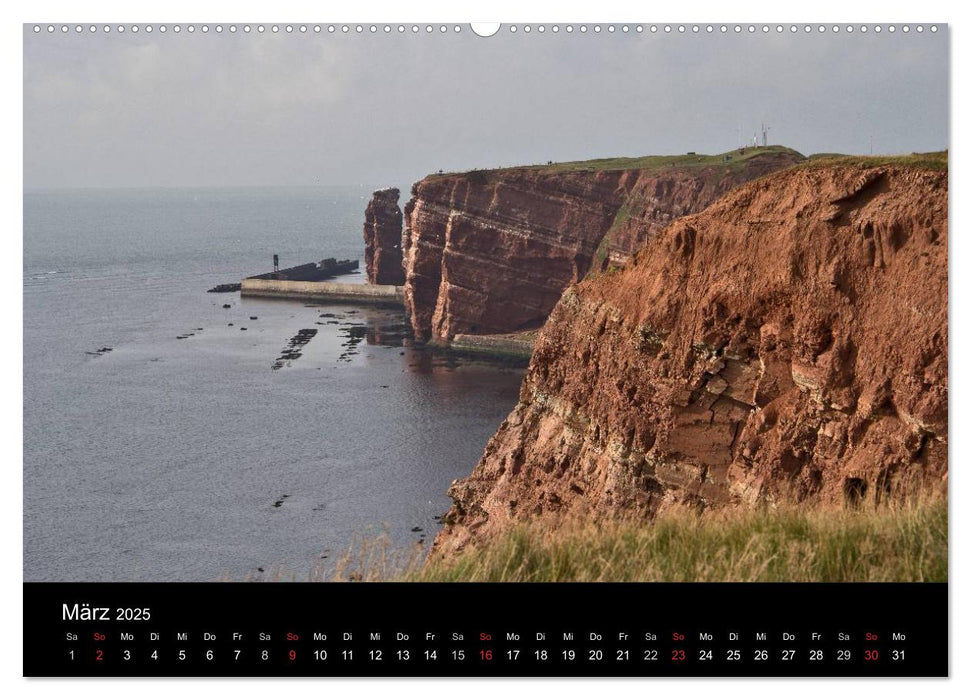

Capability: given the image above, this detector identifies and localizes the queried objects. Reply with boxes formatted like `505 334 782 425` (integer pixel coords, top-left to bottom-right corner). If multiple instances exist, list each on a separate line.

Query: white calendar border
2 0 964 698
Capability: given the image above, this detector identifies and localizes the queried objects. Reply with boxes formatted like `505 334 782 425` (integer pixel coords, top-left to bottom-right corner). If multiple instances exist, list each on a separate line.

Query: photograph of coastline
24 24 947 584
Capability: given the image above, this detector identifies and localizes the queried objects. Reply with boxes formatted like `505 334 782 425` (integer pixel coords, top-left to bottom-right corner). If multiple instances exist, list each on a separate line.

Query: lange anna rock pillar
363 187 405 286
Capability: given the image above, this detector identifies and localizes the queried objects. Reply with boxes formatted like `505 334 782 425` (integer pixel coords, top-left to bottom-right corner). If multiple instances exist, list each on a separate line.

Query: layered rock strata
434 163 948 553
401 149 804 343
363 187 405 285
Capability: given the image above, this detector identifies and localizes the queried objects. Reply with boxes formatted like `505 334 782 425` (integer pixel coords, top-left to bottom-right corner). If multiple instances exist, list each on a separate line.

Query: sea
23 186 525 582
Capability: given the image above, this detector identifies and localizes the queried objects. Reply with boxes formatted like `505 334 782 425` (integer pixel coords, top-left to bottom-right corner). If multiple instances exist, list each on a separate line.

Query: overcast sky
23 25 948 191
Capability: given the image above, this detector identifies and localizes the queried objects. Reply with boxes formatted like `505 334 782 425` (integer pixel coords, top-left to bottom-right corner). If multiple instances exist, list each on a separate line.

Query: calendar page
21 14 949 679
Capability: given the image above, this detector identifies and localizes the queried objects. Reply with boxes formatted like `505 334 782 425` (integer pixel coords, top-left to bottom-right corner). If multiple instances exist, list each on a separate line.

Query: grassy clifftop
804 150 948 172
425 147 948 181
428 145 805 179
531 144 804 173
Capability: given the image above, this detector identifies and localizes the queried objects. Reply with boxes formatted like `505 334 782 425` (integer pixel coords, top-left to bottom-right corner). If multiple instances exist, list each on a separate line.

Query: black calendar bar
23 582 947 677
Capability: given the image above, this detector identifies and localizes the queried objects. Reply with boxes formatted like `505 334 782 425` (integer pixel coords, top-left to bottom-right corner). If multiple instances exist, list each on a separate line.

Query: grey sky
24 25 948 191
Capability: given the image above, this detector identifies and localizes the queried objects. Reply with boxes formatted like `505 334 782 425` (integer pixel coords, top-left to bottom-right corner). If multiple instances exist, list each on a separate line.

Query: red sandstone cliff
363 187 405 286
434 161 948 554
401 149 804 343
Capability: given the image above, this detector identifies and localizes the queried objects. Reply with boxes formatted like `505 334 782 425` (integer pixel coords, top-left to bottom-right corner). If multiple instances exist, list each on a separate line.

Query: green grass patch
611 202 632 229
591 235 614 271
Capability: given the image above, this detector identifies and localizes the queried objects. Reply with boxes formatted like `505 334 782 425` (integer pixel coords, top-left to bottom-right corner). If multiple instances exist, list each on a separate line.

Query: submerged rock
271 329 318 370
208 283 242 293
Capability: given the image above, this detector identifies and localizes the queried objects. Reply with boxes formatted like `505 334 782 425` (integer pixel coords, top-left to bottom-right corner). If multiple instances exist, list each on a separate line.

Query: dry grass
413 499 946 583
253 496 946 583
331 531 428 582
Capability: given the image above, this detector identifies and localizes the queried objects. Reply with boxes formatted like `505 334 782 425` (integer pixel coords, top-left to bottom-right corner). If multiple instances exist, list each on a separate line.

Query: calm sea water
23 187 524 582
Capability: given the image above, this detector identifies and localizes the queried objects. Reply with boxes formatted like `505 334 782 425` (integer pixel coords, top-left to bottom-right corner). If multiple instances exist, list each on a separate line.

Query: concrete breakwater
240 278 404 306
449 332 535 361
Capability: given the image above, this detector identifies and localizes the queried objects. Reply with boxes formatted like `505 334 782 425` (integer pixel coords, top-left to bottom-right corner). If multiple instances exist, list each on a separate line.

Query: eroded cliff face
402 170 624 342
434 164 947 554
603 152 804 266
363 187 405 286
402 150 804 343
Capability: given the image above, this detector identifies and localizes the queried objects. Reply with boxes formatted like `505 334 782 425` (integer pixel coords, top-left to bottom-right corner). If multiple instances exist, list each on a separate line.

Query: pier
240 278 404 306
